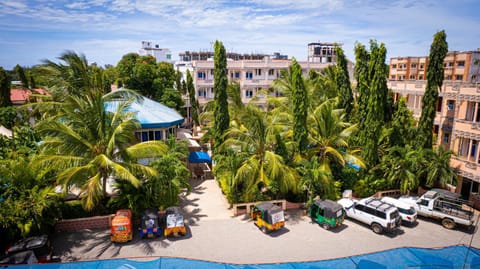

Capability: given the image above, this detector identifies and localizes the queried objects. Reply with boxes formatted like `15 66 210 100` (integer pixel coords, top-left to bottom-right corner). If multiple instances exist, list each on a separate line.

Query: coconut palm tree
425 146 455 188
305 99 364 174
34 88 168 211
220 104 298 201
379 145 418 194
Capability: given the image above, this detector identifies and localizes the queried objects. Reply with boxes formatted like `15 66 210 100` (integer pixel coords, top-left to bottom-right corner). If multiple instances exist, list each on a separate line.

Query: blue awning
188 152 212 163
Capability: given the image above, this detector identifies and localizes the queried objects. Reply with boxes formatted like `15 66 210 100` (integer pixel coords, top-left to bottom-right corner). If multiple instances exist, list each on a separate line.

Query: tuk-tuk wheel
261 226 268 234
322 223 330 230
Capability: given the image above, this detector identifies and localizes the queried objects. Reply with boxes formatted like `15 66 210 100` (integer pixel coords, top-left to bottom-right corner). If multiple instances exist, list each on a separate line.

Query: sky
1 0 479 70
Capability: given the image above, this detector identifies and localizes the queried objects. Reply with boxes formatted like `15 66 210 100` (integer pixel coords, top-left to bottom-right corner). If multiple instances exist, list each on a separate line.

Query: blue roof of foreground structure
105 96 184 129
7 245 480 269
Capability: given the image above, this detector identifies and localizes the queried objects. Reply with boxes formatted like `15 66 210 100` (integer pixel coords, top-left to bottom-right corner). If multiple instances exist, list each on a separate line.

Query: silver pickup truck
399 190 475 229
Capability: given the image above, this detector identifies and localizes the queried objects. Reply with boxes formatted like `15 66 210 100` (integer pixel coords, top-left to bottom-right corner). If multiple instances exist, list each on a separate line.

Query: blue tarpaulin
9 245 480 269
188 151 212 163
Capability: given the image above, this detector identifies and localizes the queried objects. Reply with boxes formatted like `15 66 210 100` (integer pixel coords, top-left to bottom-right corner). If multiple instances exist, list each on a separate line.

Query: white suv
338 197 402 234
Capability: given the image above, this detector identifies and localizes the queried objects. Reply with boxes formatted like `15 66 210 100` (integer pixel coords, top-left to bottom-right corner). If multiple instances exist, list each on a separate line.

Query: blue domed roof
105 96 184 128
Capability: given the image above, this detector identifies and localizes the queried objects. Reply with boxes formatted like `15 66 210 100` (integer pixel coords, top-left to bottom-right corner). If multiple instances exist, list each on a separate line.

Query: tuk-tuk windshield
166 214 184 228
270 210 285 224
114 225 128 231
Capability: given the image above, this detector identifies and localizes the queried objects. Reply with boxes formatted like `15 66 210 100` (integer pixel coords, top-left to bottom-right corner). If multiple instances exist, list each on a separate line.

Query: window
419 75 424 80
246 71 253 79
399 63 407 69
418 199 429 206
245 89 253 98
391 64 397 69
390 75 396 80
472 75 477 81
255 69 262 76
444 62 454 67
166 54 171 60
197 71 206 79
419 63 424 69
398 75 405 80
364 207 376 215
234 72 240 78
409 75 416 80
443 133 450 144
411 63 417 69
354 204 365 211
447 100 455 110
210 69 214 75
456 75 463 81
268 69 275 76
445 75 452 80
457 61 465 67
376 211 386 219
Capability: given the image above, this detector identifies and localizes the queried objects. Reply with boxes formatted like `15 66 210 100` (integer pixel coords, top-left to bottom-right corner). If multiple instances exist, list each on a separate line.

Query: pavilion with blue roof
105 95 184 142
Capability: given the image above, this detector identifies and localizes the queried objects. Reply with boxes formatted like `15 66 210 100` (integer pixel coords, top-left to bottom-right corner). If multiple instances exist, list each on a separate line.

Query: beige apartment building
191 56 334 108
388 49 480 200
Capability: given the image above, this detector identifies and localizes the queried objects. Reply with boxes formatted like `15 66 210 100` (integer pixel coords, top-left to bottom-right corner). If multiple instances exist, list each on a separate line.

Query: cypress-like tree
212 40 229 153
417 30 448 149
14 64 29 89
335 47 353 118
186 70 199 126
362 41 388 166
353 43 370 130
0 67 12 107
388 97 415 148
291 58 308 153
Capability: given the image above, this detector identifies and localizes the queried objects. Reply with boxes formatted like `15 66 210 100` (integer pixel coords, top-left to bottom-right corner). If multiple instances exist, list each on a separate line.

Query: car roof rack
364 197 396 212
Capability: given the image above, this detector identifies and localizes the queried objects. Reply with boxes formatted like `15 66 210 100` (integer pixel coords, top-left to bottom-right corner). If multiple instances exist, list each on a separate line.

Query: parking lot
53 178 480 264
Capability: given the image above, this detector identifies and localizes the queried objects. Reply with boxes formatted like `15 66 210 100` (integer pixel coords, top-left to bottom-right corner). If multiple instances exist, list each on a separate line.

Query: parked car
308 199 345 230
380 196 417 225
4 235 52 263
110 209 133 243
139 209 162 238
338 197 401 234
161 206 187 237
251 202 285 233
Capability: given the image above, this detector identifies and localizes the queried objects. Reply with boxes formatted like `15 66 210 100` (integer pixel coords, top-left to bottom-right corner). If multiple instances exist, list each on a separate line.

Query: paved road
53 178 480 264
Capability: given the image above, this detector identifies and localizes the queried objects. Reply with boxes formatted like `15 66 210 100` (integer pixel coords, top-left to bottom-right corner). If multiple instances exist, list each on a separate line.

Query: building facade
388 49 480 200
139 41 173 63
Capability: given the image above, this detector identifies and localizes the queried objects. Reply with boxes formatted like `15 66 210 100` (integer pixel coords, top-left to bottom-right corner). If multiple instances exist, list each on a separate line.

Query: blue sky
1 0 479 70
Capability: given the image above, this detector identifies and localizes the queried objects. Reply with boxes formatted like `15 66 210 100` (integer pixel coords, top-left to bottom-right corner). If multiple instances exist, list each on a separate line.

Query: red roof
10 88 49 104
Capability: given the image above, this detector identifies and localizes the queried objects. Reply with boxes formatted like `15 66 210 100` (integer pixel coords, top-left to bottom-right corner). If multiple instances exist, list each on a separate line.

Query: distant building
307 42 341 63
139 41 173 63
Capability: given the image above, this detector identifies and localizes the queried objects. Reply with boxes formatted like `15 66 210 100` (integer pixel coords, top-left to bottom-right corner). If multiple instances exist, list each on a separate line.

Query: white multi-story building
139 41 173 63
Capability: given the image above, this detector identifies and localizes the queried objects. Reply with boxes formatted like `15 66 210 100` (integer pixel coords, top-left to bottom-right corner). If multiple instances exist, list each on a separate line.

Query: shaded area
13 245 480 269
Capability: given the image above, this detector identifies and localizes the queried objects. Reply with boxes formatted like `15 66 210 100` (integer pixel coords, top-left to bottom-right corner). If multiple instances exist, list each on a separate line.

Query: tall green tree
290 58 309 153
212 40 230 153
14 64 29 89
353 43 370 129
335 47 353 118
425 146 455 188
361 41 389 166
417 30 448 149
382 97 415 148
186 70 200 126
0 67 12 107
35 89 168 211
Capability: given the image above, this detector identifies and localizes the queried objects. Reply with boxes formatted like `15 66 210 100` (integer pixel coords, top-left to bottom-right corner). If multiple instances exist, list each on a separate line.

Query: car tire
371 223 383 234
441 218 456 229
322 223 330 230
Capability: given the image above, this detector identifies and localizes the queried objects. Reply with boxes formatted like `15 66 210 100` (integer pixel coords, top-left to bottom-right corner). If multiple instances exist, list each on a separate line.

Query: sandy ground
53 178 480 264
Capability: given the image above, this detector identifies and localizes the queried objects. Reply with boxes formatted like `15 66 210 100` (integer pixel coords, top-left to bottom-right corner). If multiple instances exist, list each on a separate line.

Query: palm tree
379 146 418 194
425 146 455 188
220 104 298 201
34 89 168 211
305 99 364 174
298 156 333 206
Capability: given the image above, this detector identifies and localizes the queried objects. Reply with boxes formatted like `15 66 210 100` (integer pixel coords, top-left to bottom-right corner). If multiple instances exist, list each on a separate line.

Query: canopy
188 151 211 163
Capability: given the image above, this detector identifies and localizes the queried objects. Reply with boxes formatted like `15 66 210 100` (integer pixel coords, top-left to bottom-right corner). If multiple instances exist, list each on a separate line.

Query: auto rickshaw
162 206 187 237
251 202 285 233
110 209 133 243
139 209 162 238
308 199 345 230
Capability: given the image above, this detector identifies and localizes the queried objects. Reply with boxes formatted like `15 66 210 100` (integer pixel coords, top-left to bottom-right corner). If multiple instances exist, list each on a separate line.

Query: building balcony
451 157 480 181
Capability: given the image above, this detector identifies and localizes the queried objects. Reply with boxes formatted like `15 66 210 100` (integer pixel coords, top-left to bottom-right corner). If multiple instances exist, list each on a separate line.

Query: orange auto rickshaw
110 209 133 243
